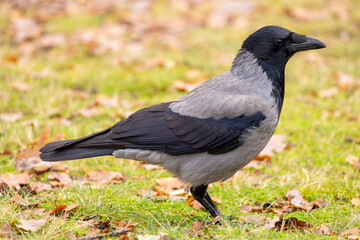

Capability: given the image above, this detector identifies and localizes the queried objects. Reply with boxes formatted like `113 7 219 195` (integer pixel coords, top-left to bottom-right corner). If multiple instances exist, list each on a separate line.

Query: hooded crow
40 26 326 218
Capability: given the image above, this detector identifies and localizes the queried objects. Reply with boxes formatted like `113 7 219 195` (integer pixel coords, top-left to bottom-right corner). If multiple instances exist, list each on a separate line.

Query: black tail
39 128 117 162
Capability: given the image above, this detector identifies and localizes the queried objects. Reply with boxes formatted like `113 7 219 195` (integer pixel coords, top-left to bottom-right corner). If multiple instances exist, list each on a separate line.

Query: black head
239 26 326 71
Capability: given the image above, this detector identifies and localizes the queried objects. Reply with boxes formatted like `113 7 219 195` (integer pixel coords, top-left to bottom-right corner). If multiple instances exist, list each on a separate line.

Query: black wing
108 102 266 155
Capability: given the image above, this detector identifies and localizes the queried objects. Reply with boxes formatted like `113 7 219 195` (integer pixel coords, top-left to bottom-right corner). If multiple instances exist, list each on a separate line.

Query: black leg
190 185 222 218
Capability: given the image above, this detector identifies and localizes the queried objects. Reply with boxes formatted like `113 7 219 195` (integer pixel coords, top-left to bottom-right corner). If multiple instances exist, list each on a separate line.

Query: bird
40 26 326 219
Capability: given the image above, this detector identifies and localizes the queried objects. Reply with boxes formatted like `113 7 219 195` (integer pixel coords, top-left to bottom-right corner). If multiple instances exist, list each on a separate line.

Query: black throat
257 58 285 117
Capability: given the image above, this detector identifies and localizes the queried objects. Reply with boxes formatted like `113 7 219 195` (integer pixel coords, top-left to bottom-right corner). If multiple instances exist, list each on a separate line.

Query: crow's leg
190 185 222 218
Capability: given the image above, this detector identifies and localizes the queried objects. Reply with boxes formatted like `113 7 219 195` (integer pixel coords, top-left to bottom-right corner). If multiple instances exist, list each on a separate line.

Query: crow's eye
275 39 284 46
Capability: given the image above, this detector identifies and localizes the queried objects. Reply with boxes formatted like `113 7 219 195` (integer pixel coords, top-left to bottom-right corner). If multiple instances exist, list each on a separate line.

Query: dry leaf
16 128 63 171
15 219 47 232
0 112 23 122
0 222 15 237
319 88 338 98
138 234 164 240
12 81 31 92
95 94 119 107
172 81 202 92
48 172 72 186
10 193 31 207
274 217 312 231
286 7 327 21
313 224 331 235
50 203 67 214
334 72 358 90
340 228 360 236
11 18 42 43
351 198 360 207
286 189 314 211
86 171 124 185
0 172 30 190
346 155 360 169
154 177 184 192
254 134 289 161
241 214 267 226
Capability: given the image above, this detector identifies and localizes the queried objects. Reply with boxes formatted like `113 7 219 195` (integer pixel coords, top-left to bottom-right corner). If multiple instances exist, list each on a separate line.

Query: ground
0 0 360 239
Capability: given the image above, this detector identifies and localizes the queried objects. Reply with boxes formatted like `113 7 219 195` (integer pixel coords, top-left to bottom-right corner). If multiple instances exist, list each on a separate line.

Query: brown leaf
94 94 119 107
191 221 205 237
10 193 31 207
86 171 124 185
241 214 267 226
50 203 68 214
0 112 23 122
48 172 72 186
172 80 202 92
285 7 327 21
65 88 89 100
29 182 52 193
334 72 358 91
351 198 360 207
254 134 289 161
340 228 360 236
319 88 339 98
154 177 184 192
313 224 331 235
65 204 79 212
138 234 165 240
286 189 314 211
11 18 42 43
346 155 360 169
16 128 64 171
15 219 47 232
0 222 16 237
274 217 312 231
0 172 30 190
12 81 31 92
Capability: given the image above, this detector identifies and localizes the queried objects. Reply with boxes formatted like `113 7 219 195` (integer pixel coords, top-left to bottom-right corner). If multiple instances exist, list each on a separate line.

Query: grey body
113 50 278 186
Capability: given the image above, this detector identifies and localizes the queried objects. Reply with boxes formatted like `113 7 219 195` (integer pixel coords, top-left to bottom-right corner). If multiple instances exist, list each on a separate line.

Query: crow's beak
287 36 326 53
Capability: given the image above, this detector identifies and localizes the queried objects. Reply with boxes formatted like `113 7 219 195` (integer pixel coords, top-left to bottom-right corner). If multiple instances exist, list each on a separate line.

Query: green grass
1 0 360 239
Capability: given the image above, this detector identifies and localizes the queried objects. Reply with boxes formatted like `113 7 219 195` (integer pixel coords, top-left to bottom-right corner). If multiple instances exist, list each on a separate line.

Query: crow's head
240 26 326 70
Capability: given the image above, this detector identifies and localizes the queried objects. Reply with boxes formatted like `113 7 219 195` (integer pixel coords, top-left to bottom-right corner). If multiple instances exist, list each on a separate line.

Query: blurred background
0 0 359 171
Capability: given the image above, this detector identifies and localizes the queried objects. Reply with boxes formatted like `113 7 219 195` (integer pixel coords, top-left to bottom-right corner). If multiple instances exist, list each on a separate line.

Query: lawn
0 0 360 239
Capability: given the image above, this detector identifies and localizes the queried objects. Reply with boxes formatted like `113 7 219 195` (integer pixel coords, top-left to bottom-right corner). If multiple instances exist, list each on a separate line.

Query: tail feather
39 128 116 162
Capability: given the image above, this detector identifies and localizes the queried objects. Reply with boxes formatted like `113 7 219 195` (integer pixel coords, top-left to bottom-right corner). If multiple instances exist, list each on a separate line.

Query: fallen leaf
154 177 184 192
285 7 327 21
190 221 205 237
341 228 360 236
286 189 314 211
274 217 312 231
319 88 338 98
187 196 221 210
50 203 67 214
241 214 268 226
351 198 360 207
15 219 47 232
12 81 31 92
0 112 23 122
172 80 202 92
254 134 289 161
313 224 331 235
334 72 358 90
48 172 72 186
138 234 164 240
11 18 42 43
23 208 47 216
346 155 360 169
16 129 64 171
65 204 79 212
86 171 124 185
94 94 119 107
0 222 15 237
10 193 31 207
0 172 30 190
